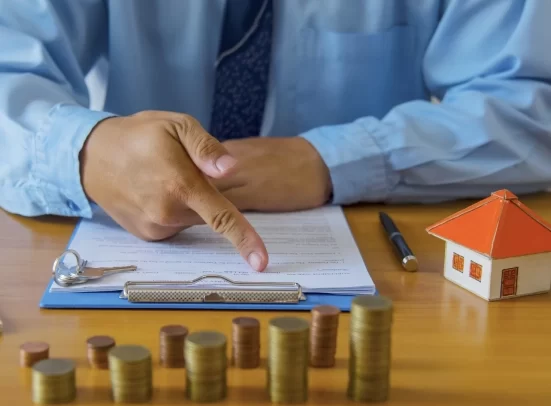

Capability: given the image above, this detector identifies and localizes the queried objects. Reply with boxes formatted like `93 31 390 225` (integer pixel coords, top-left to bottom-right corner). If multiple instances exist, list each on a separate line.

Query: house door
501 267 518 298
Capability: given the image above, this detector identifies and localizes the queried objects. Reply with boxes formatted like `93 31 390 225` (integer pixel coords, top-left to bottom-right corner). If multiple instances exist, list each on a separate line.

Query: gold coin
351 295 393 312
186 331 226 349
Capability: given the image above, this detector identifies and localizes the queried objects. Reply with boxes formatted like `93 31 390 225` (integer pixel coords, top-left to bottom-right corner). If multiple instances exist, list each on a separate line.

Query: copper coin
311 337 338 346
310 328 338 337
160 324 188 337
233 350 260 357
312 305 340 318
311 347 337 354
311 319 339 328
87 335 116 349
233 337 259 344
232 329 260 336
21 341 49 354
232 317 260 328
310 359 335 368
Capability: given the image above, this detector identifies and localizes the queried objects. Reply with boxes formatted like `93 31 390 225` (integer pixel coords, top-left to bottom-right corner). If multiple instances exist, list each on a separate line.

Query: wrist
294 136 333 205
79 116 122 202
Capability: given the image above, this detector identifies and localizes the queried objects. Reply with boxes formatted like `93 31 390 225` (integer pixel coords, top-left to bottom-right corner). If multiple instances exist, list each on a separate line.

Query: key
79 266 137 280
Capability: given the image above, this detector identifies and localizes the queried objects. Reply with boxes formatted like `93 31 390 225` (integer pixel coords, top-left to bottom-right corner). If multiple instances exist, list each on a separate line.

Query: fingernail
248 252 264 272
215 155 237 173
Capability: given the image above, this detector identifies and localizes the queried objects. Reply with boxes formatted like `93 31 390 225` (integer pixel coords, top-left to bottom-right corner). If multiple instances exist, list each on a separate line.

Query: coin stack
232 317 260 369
20 341 50 367
348 295 393 402
87 335 115 369
160 324 188 368
185 331 227 403
310 305 340 368
267 317 310 404
32 359 76 404
108 345 153 403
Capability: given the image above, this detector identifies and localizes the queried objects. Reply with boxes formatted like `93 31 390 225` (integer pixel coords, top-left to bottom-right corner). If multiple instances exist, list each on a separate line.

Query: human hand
79 111 268 271
212 137 332 212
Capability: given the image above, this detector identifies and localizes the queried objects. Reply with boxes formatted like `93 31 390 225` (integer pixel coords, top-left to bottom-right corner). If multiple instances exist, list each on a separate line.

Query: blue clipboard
39 216 376 312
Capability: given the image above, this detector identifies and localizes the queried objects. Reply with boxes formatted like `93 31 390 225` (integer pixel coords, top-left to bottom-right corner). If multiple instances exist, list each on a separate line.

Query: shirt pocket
294 24 420 133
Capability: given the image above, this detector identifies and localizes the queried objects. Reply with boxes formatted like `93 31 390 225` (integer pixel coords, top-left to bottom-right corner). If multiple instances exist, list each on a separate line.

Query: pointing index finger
183 180 268 272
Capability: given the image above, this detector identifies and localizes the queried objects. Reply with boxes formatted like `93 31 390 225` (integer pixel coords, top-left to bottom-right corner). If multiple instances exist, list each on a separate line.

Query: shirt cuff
34 103 117 218
300 117 400 205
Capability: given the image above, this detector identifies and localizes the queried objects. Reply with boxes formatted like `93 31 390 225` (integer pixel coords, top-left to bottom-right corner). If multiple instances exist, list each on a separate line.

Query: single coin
109 345 151 363
87 335 116 349
21 341 49 355
351 295 393 311
269 317 309 333
186 331 226 348
312 305 341 318
33 359 75 376
160 324 188 337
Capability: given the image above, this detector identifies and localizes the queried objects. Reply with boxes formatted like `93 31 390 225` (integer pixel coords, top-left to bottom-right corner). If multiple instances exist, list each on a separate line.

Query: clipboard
39 215 376 312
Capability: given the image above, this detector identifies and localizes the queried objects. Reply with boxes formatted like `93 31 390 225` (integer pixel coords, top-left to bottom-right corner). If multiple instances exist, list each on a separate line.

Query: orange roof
426 190 551 259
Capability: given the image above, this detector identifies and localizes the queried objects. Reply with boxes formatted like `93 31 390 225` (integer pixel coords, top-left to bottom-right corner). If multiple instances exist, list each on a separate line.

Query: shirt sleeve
0 0 115 218
300 0 551 204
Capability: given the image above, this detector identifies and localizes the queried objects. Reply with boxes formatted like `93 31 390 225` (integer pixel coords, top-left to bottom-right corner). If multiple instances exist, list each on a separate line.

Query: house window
452 253 464 272
469 261 482 282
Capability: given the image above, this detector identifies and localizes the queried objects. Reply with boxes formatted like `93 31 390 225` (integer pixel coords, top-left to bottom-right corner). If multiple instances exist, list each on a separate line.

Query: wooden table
1 194 550 406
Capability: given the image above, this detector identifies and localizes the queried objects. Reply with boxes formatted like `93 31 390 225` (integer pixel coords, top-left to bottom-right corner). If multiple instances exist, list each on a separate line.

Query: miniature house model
426 190 551 301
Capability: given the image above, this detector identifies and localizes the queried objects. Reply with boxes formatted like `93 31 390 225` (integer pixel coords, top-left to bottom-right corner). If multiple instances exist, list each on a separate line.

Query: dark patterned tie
209 0 273 141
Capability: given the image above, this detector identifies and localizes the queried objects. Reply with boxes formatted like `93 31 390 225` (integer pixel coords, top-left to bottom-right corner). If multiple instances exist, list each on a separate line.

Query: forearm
302 84 551 204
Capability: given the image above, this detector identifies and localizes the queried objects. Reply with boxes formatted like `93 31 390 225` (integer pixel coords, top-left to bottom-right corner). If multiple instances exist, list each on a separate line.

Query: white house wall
490 252 551 300
443 242 492 300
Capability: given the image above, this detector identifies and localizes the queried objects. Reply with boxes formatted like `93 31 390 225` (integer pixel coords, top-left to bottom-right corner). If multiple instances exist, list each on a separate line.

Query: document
50 205 375 295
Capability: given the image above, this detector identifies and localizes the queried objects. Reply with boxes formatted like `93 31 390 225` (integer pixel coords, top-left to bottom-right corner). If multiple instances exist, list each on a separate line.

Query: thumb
172 114 237 178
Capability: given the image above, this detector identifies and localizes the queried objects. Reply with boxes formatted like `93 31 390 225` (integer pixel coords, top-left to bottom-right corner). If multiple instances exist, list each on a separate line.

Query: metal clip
120 275 306 304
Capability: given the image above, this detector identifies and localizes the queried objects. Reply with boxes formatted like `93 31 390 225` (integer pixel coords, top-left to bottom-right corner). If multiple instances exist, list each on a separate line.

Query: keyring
52 249 137 288
52 249 88 287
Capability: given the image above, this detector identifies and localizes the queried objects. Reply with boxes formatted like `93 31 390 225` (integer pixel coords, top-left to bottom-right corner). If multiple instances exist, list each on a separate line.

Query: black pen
379 212 418 272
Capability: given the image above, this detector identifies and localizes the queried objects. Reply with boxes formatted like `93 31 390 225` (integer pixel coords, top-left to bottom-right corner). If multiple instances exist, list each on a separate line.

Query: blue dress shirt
1 0 551 218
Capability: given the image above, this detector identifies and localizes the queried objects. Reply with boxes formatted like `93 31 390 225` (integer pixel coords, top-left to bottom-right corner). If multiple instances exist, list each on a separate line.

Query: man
1 1 550 272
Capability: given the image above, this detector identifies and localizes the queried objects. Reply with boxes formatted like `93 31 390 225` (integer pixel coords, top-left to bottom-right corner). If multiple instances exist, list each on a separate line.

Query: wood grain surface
1 194 550 405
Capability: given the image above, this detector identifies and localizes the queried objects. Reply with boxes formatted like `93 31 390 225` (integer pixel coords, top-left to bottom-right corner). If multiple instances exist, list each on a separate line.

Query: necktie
209 0 273 141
